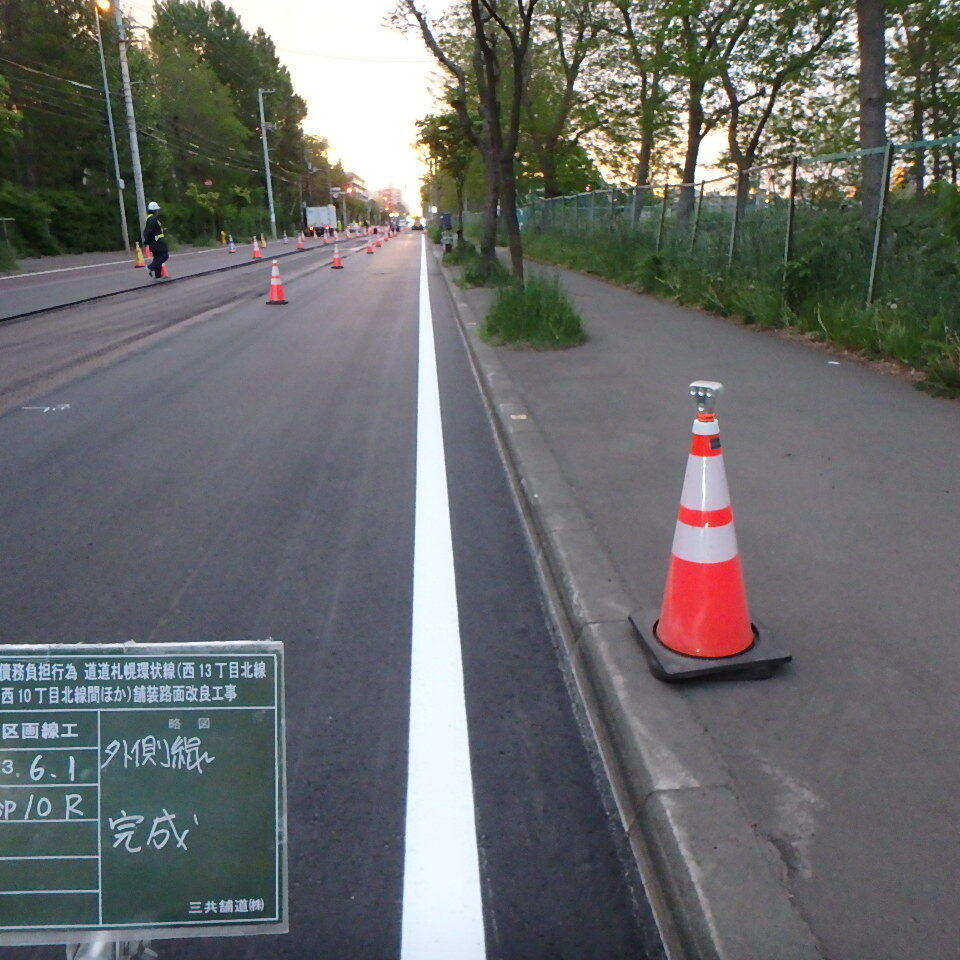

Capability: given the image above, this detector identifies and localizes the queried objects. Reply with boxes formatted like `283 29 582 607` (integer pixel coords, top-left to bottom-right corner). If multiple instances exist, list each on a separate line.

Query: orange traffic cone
160 263 169 278
296 233 305 251
366 238 375 254
331 243 344 269
375 236 382 247
322 232 329 245
252 237 262 259
631 381 790 681
134 242 146 268
266 260 288 305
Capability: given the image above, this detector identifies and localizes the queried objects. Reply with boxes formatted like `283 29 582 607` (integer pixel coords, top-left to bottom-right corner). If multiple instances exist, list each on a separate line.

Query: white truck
304 204 337 232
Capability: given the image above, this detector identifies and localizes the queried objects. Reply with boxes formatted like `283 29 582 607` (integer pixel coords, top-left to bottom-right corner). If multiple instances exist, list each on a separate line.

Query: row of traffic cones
631 381 790 681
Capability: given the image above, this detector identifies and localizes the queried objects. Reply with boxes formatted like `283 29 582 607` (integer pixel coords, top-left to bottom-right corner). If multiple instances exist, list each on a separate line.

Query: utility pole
93 0 130 252
113 1 146 231
257 88 278 240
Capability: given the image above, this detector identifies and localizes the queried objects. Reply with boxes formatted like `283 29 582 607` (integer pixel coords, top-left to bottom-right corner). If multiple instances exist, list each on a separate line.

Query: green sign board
0 641 287 946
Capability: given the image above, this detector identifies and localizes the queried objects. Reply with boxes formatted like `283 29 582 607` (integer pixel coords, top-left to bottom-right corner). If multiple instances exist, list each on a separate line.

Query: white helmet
147 201 160 211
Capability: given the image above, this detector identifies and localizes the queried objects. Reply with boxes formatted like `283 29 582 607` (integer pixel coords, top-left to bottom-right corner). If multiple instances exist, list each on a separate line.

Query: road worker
141 201 169 279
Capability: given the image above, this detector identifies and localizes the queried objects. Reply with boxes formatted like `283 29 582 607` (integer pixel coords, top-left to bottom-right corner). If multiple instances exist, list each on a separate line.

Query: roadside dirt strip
433 250 824 960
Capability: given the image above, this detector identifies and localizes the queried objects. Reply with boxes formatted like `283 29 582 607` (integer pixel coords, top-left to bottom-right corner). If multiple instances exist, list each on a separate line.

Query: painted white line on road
0 244 250 281
401 236 486 960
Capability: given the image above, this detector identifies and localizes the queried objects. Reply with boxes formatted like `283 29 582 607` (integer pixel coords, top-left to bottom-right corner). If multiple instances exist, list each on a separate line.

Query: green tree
0 74 20 142
416 109 475 239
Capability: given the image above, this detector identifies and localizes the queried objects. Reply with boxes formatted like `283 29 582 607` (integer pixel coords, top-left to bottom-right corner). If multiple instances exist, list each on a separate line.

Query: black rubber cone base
266 299 288 305
629 609 791 681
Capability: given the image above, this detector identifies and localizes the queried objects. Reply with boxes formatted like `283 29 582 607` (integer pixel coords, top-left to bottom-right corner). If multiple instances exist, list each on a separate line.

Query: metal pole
782 156 798 284
257 88 278 241
94 3 129 252
727 170 747 269
689 181 705 252
113 2 146 232
866 141 895 306
655 185 668 253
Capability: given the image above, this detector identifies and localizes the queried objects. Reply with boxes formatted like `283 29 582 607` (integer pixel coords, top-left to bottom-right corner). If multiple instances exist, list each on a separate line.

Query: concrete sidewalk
433 249 959 960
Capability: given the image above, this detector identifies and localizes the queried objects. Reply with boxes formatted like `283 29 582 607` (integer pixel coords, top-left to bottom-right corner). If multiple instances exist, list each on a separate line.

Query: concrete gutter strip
433 253 825 960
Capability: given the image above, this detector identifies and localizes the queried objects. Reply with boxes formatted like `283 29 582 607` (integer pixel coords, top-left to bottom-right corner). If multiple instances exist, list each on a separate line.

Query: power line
0 54 101 91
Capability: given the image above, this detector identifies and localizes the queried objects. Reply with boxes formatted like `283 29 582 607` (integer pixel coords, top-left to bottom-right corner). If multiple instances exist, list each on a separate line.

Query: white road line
0 245 239 281
401 236 486 960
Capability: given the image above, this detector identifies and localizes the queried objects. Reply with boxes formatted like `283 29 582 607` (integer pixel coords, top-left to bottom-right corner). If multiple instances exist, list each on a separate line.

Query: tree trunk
856 0 887 225
455 178 464 244
478 145 499 266
677 83 704 223
500 152 523 283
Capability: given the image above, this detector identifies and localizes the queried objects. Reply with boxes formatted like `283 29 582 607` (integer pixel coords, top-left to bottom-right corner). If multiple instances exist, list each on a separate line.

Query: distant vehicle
411 216 424 231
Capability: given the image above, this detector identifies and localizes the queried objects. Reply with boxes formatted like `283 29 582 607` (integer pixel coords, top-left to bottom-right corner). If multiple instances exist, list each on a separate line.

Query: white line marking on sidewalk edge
400 235 487 960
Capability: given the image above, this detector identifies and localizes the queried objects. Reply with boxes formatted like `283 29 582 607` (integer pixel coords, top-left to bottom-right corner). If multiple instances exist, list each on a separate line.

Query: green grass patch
481 276 586 349
442 239 478 266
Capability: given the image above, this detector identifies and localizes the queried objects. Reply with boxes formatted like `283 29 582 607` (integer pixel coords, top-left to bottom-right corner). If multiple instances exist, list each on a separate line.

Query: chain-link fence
514 136 960 388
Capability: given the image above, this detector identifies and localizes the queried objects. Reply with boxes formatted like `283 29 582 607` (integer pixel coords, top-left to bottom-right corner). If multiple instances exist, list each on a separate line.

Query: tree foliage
0 0 371 254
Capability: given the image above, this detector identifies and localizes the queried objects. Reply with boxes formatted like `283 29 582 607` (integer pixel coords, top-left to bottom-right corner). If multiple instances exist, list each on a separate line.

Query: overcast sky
125 0 440 214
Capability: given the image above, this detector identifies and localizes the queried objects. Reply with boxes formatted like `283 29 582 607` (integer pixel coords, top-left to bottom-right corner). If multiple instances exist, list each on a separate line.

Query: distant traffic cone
331 243 344 269
282 232 288 245
252 237 262 259
134 242 146 268
296 232 305 251
631 381 790 681
322 232 329 244
227 235 237 253
375 236 382 247
260 234 267 248
366 238 375 254
266 259 288 305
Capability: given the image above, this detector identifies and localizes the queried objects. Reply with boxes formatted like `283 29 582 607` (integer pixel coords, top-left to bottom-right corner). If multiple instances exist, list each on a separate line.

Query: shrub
442 238 478 266
0 239 16 271
481 276 586 348
460 251 512 288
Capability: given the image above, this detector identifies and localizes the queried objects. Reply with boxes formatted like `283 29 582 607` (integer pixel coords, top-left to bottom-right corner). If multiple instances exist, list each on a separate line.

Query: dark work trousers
147 242 169 275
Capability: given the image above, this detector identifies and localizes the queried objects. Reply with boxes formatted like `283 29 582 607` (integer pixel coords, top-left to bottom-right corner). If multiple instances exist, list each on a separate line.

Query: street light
257 88 278 240
92 0 130 252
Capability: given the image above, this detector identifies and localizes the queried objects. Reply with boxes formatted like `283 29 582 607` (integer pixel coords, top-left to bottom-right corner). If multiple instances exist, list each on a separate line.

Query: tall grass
481 276 586 349
521 190 960 395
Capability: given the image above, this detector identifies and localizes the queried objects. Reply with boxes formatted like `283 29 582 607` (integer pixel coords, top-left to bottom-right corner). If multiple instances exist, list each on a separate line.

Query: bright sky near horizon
124 0 442 215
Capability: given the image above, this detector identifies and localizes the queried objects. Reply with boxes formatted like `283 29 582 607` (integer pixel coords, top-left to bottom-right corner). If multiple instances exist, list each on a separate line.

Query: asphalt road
0 236 359 321
0 234 663 958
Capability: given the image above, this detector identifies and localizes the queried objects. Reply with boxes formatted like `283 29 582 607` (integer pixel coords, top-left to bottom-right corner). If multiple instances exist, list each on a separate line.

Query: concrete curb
431 250 825 960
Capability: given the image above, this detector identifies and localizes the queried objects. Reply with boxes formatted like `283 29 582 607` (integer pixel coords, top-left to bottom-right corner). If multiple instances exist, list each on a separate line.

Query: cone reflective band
266 260 288 304
631 381 791 681
657 409 753 657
